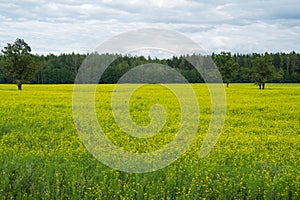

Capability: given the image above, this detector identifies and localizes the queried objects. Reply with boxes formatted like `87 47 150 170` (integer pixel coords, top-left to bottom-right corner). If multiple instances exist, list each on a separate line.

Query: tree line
1 39 300 90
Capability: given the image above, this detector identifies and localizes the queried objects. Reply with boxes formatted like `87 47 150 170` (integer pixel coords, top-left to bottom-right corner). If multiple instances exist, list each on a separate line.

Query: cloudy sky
0 0 300 55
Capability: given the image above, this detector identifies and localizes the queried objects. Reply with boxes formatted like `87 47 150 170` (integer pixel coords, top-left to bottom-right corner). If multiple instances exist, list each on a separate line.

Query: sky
0 0 300 55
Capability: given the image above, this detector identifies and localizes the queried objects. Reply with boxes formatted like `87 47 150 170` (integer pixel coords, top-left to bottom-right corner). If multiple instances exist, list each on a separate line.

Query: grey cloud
0 0 300 54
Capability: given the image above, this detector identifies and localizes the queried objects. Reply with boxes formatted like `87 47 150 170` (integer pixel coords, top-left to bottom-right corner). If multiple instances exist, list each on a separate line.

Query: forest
0 51 300 86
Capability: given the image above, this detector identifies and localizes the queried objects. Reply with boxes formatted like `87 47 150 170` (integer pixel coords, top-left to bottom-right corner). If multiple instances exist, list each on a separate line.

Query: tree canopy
213 52 238 88
0 38 41 90
252 54 279 89
0 43 300 89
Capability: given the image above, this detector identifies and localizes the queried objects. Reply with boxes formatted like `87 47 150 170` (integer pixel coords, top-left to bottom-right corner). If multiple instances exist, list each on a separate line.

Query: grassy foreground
0 84 299 199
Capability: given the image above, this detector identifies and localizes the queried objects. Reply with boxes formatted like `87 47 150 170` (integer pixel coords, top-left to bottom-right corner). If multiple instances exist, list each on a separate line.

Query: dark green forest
0 51 300 86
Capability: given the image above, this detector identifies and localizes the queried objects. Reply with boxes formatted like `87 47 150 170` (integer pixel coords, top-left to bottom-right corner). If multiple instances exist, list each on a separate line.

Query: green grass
0 83 299 199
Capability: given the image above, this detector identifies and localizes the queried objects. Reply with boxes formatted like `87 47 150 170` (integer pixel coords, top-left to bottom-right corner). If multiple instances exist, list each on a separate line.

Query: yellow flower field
0 84 299 199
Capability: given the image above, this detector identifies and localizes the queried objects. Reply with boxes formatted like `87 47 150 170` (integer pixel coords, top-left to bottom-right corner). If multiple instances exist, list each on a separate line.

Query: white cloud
0 0 300 54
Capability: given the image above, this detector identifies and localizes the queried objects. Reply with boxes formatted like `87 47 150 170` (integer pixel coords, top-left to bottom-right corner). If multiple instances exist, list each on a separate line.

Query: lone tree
1 38 41 90
252 54 280 90
213 52 238 88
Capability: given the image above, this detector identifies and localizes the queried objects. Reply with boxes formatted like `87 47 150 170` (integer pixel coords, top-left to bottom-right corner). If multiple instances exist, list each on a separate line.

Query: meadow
0 83 299 199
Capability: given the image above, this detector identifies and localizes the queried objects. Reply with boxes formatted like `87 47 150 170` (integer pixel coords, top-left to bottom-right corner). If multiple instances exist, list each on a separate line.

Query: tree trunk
17 83 22 90
226 82 229 88
259 83 262 89
262 83 265 90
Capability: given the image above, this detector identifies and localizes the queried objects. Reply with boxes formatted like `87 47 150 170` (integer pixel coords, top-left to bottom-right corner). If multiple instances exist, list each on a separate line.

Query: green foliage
35 53 86 84
1 49 300 86
0 84 299 199
213 52 239 87
0 39 41 90
252 54 281 89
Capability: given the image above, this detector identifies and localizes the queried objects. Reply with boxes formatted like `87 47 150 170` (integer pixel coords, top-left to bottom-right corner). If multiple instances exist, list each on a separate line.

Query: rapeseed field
0 84 299 199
